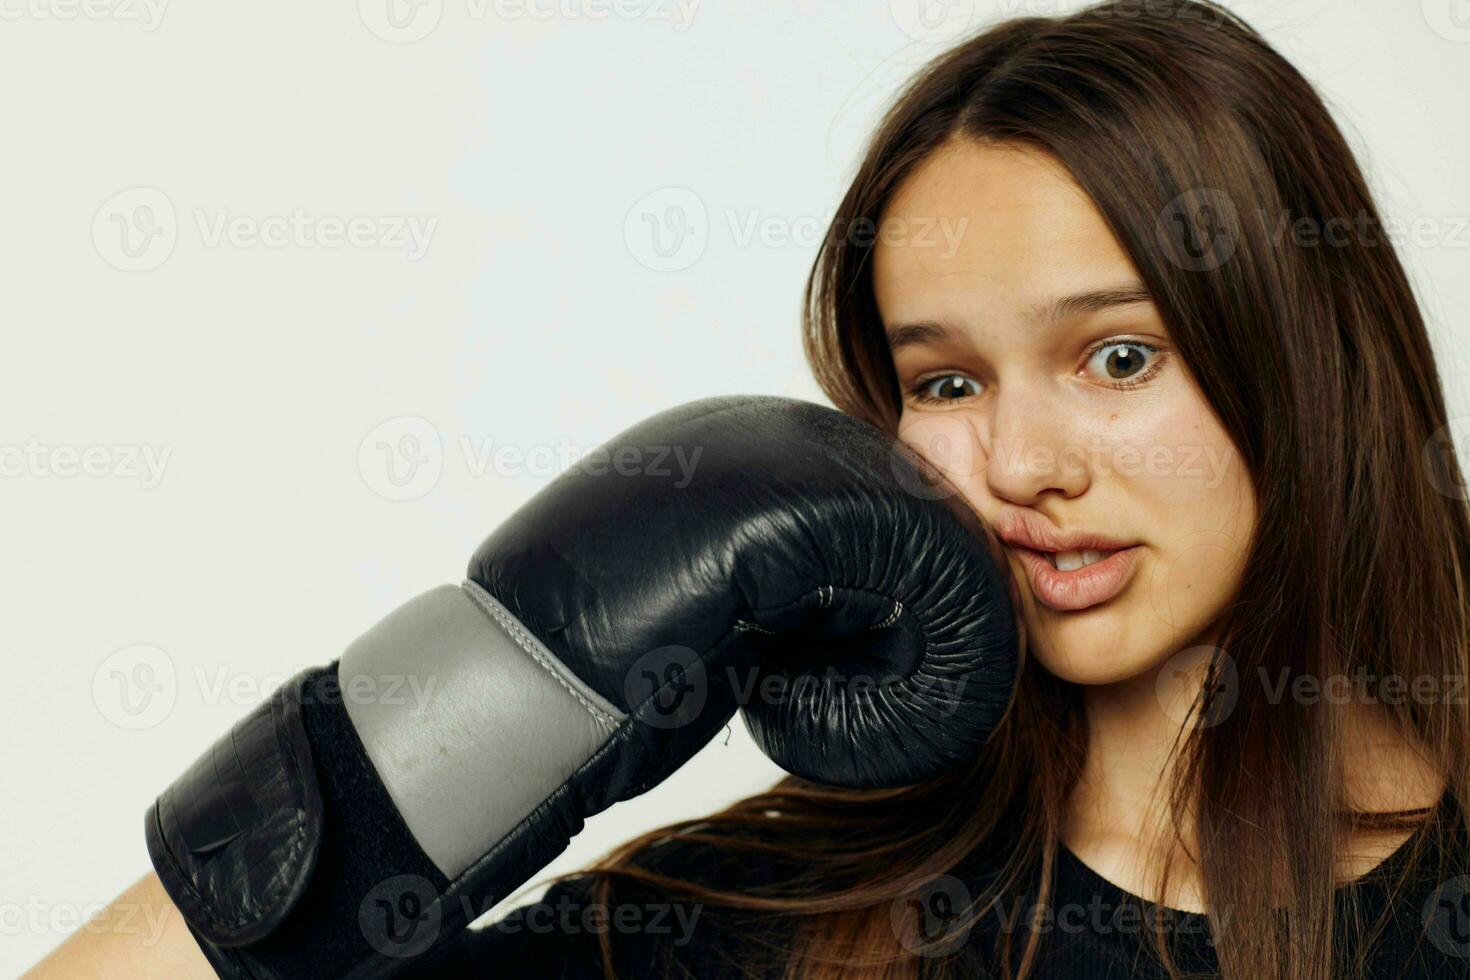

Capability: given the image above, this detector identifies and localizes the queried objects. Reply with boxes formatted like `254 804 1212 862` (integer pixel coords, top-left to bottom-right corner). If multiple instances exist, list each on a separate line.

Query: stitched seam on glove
459 578 623 734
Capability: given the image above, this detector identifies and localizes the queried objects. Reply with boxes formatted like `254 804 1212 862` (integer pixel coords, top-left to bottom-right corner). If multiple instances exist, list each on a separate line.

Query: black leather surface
469 394 1019 791
145 667 323 949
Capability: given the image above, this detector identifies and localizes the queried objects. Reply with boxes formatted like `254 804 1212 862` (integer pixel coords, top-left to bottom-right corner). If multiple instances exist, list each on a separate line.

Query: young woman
27 2 1470 978
417 2 1470 977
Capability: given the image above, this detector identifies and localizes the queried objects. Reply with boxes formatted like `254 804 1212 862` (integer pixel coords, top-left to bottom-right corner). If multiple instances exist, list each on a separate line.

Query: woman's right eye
908 373 983 404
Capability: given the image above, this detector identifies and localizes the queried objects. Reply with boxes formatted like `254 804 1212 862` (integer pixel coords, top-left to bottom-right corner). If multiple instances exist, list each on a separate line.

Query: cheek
895 410 984 490
1128 411 1246 631
1121 400 1255 640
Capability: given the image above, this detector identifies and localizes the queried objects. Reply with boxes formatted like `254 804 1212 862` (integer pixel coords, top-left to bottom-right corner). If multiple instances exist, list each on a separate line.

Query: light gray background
4 0 1468 972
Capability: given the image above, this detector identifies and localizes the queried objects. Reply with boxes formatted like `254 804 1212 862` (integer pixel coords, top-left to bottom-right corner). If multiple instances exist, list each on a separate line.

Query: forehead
872 139 1138 324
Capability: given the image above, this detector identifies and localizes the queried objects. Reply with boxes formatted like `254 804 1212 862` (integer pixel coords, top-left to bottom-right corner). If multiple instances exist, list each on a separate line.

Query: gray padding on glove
339 580 626 878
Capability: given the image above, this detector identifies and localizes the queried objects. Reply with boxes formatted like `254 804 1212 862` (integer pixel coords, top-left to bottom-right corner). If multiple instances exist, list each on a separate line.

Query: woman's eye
1084 341 1162 385
908 373 983 404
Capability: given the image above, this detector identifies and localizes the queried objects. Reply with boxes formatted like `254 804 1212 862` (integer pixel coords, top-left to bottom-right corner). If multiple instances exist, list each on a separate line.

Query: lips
1012 545 1142 612
992 505 1142 612
993 504 1134 554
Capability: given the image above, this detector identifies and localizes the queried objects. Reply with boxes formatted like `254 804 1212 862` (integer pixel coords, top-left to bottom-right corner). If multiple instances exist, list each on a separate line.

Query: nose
981 382 1090 506
894 382 1091 510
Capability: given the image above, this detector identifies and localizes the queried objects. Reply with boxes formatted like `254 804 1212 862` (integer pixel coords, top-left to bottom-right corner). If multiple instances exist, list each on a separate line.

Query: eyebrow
885 282 1155 352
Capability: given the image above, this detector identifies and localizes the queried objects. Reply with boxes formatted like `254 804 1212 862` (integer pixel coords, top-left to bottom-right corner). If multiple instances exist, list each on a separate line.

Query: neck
1069 653 1197 847
1063 635 1445 898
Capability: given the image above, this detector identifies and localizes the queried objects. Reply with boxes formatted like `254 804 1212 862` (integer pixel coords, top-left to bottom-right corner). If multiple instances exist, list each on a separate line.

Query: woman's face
873 138 1257 687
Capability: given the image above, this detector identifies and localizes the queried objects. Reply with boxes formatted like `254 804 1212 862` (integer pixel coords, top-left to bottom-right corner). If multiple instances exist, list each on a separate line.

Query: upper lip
993 505 1137 555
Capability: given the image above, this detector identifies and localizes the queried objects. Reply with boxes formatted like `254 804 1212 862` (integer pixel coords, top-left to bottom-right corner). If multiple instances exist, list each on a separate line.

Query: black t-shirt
405 803 1470 979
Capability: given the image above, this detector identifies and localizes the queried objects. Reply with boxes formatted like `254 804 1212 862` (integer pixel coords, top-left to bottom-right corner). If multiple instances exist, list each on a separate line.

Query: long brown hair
538 3 1470 977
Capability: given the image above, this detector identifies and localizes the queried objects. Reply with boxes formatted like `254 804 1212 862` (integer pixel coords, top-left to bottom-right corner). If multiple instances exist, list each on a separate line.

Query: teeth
1051 549 1109 571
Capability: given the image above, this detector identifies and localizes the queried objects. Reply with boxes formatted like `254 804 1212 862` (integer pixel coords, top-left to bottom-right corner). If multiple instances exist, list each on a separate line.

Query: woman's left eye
1083 341 1164 386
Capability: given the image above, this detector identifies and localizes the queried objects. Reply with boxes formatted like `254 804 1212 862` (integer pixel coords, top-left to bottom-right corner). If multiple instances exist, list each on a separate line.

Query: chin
1024 597 1163 686
1039 653 1160 687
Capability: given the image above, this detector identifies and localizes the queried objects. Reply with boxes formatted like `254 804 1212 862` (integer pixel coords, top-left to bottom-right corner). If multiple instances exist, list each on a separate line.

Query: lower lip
1014 546 1142 612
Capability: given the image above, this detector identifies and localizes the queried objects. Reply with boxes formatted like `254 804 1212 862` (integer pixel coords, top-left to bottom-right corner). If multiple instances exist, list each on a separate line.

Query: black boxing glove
144 394 1019 980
